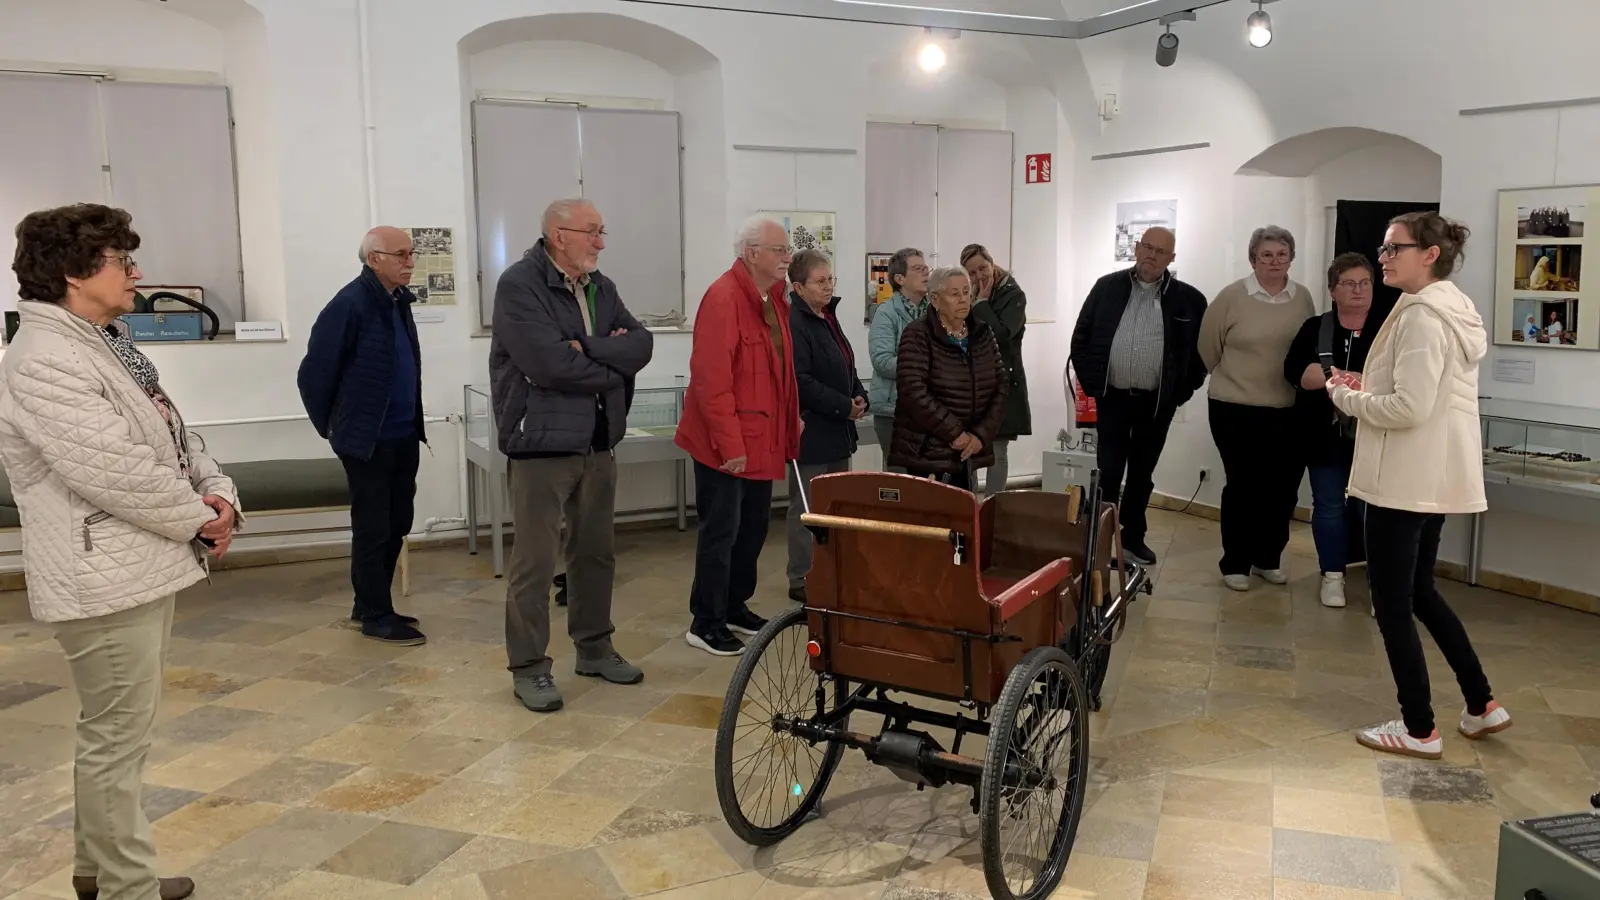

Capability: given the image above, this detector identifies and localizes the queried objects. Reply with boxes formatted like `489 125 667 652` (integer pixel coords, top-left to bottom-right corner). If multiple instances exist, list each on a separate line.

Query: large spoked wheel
714 606 848 846
979 646 1091 900
1073 627 1112 713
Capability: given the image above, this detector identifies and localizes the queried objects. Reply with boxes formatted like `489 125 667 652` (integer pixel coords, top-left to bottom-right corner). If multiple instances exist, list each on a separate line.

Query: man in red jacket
675 216 802 655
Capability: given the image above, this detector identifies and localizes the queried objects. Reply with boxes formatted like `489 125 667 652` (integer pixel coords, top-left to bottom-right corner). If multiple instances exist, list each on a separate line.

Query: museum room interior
1 1 1600 899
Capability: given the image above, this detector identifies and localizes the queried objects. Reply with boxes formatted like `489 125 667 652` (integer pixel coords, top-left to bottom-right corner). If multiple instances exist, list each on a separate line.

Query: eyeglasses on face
1377 242 1419 259
1136 241 1173 256
558 227 608 241
102 253 138 274
806 276 835 288
1336 279 1373 291
908 264 931 275
372 249 418 262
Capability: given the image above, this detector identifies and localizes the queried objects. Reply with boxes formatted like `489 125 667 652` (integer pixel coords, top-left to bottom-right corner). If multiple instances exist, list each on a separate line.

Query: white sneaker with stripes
1459 701 1513 740
1356 719 1443 759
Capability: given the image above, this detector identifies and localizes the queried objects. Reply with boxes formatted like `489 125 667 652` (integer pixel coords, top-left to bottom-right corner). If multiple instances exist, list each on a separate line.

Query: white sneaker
1356 719 1443 760
1320 573 1346 608
1223 574 1251 592
1459 701 1513 740
1252 567 1289 585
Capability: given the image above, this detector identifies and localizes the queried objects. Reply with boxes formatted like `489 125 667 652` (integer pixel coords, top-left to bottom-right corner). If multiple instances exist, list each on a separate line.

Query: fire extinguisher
1064 360 1097 430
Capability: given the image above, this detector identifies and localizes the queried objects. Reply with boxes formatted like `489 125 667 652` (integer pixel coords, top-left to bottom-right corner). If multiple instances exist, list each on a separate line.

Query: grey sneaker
575 652 644 685
514 674 563 712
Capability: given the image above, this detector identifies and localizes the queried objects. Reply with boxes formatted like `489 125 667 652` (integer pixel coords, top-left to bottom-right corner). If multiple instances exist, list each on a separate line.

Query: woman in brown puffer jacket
888 266 1009 491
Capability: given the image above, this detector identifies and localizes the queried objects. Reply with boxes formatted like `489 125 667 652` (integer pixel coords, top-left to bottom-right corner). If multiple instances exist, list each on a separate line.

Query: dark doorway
1334 199 1440 332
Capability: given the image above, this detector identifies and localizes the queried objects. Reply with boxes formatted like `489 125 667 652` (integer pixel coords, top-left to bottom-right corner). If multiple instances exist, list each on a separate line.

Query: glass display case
626 376 686 437
1480 398 1600 494
463 384 494 456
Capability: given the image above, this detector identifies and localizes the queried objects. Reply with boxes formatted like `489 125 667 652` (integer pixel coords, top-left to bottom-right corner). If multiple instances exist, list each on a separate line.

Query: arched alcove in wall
457 13 726 327
1233 127 1443 311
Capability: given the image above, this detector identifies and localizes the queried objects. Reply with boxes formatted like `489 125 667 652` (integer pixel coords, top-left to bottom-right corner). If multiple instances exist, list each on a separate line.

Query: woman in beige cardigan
1328 211 1510 760
0 205 240 900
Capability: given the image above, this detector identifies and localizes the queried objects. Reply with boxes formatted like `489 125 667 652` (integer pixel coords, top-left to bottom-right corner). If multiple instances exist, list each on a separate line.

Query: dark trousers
1365 505 1493 735
689 461 774 635
339 436 420 622
505 453 618 677
1208 399 1304 575
1095 388 1176 544
909 466 972 491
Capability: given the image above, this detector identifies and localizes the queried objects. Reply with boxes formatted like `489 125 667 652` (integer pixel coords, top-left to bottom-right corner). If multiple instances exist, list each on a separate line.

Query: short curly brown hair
12 204 141 302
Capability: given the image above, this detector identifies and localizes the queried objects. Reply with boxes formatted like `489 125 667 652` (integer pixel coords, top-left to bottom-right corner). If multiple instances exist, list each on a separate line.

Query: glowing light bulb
1247 10 1272 48
918 42 946 73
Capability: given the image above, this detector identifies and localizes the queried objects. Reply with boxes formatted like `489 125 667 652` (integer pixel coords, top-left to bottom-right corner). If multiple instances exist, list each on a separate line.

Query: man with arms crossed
490 198 654 712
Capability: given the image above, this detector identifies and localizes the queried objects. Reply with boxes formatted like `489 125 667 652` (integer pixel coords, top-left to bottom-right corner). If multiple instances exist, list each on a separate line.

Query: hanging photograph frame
1495 185 1599 350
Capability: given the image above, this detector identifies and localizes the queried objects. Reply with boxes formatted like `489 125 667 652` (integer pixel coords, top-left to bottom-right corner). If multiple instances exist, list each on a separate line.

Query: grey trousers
505 452 618 677
983 439 1011 497
786 458 851 590
873 415 903 473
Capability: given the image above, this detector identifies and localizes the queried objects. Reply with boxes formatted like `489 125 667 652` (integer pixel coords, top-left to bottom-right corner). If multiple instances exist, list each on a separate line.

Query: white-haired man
298 225 427 646
674 216 801 655
490 198 655 712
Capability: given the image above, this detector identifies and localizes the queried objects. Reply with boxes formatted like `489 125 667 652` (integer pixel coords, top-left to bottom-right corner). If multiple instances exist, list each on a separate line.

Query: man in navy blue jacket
298 226 427 646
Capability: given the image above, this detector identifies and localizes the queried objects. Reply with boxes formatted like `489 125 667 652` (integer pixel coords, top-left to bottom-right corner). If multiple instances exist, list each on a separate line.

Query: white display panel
936 127 1013 269
102 82 245 329
865 122 937 258
472 101 685 326
0 74 108 309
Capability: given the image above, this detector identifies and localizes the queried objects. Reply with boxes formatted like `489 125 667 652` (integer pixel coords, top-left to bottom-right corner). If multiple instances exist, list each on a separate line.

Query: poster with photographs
864 252 893 325
403 227 457 305
1495 186 1599 349
1114 199 1177 263
757 210 836 262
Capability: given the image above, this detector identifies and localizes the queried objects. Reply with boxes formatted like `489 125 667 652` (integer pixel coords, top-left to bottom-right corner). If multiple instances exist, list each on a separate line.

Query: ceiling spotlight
1247 6 1272 47
919 40 946 72
1155 27 1179 67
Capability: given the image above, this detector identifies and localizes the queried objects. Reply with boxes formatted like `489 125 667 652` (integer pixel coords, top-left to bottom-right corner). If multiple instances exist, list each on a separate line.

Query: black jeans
688 461 774 635
1095 388 1176 544
339 436 420 622
908 466 972 491
1208 400 1304 575
1365 505 1493 735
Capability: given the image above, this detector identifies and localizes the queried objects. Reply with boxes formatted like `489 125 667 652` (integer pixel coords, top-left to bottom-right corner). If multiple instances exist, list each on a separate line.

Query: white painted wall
1063 0 1600 592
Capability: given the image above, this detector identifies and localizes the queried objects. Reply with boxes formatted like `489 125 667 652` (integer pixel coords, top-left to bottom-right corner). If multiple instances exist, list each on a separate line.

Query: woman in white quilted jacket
1327 211 1510 762
0 205 241 900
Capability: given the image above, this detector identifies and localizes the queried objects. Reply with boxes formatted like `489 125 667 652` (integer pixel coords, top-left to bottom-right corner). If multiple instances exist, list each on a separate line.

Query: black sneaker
726 608 768 636
361 616 427 646
686 628 744 656
553 573 568 608
788 586 807 604
351 612 419 626
1122 539 1157 567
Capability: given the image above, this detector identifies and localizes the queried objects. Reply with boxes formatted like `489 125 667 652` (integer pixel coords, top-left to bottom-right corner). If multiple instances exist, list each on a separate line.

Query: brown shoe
74 875 195 900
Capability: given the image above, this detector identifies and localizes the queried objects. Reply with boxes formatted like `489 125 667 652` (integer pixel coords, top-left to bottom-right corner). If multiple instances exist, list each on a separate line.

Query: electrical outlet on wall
1199 467 1210 483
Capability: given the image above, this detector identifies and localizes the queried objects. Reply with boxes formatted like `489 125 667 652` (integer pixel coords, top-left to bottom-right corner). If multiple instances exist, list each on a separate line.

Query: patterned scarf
98 324 161 392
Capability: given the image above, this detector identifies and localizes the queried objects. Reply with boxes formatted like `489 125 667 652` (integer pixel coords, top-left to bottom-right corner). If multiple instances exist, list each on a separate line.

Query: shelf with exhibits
1480 398 1600 496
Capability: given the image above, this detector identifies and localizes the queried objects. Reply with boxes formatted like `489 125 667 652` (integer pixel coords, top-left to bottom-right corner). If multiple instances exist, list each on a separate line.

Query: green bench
0 458 411 594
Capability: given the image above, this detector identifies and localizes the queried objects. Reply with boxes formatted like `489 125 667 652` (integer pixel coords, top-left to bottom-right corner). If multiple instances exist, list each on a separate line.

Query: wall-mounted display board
1495 184 1600 350
865 252 892 325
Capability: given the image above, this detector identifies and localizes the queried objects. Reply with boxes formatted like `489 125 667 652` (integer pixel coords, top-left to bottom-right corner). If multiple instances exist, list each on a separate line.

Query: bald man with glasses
1069 227 1209 566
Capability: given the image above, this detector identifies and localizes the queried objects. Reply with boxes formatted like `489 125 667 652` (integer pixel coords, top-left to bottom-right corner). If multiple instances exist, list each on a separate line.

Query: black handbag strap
1317 310 1338 376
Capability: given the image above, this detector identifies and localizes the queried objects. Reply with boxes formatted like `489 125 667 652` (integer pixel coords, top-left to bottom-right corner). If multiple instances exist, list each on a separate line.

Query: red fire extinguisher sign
1025 153 1052 184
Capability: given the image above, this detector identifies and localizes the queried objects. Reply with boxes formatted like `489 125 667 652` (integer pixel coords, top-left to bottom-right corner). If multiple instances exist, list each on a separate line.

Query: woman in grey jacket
866 247 930 471
0 205 239 900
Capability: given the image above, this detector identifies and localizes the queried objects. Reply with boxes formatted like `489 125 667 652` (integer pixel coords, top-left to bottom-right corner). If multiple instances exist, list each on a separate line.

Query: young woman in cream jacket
0 205 240 900
1327 211 1510 760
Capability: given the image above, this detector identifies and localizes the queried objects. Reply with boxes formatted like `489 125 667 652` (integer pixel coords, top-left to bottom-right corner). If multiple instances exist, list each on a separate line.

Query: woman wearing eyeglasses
0 205 240 900
784 250 867 604
1197 225 1316 592
1283 253 1377 609
1328 212 1509 759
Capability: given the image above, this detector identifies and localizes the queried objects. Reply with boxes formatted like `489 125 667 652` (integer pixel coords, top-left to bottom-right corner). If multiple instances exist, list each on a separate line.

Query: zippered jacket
0 301 239 623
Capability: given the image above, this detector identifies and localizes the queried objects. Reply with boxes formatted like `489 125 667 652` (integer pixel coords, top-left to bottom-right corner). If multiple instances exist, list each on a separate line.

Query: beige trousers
55 596 173 900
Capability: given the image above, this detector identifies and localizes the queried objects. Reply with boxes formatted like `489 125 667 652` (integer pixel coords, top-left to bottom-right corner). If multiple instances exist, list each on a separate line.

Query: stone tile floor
1 508 1598 899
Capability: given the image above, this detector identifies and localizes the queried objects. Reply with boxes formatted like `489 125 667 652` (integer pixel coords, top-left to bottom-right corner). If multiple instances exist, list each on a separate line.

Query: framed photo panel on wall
1495 185 1600 350
865 252 892 325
